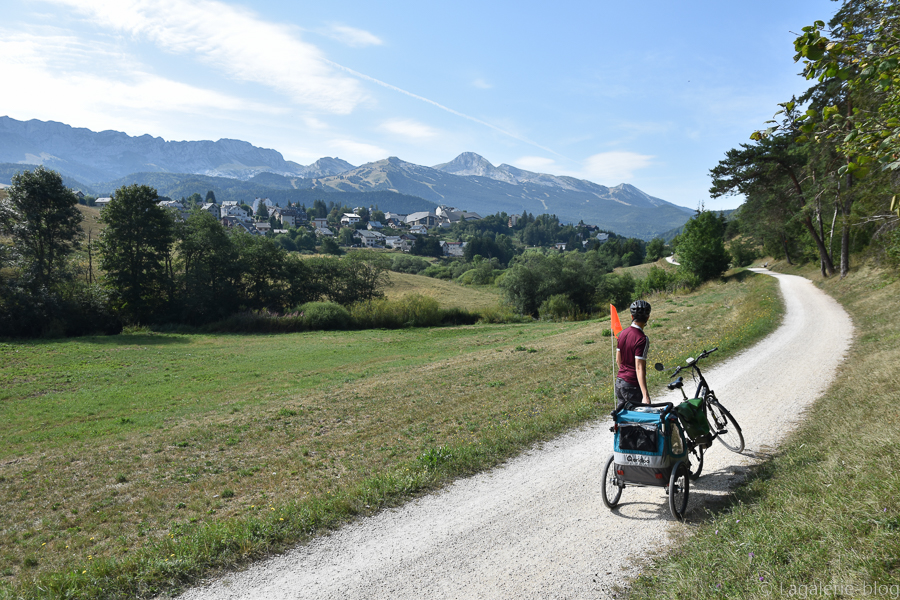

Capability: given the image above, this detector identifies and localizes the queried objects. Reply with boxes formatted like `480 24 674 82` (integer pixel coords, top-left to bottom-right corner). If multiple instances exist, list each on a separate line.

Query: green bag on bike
676 397 711 441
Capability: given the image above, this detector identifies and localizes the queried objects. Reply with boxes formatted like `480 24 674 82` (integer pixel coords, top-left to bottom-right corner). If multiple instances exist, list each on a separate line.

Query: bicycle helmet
630 299 651 322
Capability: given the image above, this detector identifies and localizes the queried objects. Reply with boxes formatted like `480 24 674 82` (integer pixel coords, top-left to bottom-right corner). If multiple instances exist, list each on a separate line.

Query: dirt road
177 270 852 600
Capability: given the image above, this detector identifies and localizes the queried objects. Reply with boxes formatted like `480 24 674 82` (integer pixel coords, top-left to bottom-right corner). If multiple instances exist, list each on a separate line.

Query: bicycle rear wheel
668 460 690 521
601 454 623 508
708 402 744 453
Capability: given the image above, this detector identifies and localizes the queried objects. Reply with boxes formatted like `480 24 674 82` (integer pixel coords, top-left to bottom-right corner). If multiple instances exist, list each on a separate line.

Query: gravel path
176 270 853 600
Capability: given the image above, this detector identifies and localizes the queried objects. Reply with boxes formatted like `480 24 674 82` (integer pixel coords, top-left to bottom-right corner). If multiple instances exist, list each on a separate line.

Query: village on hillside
89 193 613 256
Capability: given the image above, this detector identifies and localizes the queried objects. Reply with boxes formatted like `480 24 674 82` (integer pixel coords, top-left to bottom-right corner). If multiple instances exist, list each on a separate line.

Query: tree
711 134 836 275
176 209 239 323
233 233 288 310
0 166 83 289
410 236 443 257
675 211 731 281
205 190 217 203
499 252 597 316
338 227 356 246
320 237 343 255
645 238 667 262
98 184 175 323
256 202 270 220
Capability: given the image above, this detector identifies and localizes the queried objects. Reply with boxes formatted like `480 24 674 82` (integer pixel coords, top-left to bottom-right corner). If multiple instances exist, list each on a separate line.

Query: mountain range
0 116 694 238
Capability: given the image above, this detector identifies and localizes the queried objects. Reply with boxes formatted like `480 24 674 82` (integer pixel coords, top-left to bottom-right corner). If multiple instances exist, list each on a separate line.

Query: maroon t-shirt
616 323 649 385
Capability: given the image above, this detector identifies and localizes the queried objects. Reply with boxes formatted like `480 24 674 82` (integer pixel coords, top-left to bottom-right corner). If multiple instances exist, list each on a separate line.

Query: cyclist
614 300 652 411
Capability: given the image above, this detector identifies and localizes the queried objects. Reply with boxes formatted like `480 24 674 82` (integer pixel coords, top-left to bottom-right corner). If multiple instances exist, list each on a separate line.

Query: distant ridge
0 117 694 238
309 154 693 238
0 116 355 183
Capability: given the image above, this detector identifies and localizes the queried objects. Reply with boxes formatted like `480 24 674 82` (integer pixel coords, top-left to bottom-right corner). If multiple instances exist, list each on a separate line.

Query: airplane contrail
323 59 573 162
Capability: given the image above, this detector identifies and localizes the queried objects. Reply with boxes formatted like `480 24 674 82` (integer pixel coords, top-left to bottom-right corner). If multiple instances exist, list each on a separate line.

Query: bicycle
660 347 744 479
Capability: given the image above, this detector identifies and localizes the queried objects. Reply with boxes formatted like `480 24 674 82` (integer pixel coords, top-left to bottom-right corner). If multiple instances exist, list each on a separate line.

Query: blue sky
1 0 841 209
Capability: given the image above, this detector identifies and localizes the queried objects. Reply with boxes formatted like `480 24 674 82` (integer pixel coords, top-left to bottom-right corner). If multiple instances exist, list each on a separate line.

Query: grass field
615 257 677 280
384 271 502 310
0 270 782 598
76 204 104 238
627 259 900 599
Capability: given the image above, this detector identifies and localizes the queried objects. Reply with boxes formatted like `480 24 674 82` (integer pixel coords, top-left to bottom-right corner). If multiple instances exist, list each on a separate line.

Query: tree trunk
840 101 854 279
840 194 852 278
781 232 794 265
786 170 835 275
816 197 826 277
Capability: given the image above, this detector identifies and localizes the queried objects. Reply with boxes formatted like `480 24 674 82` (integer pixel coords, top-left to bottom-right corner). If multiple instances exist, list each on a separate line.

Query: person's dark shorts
615 377 642 411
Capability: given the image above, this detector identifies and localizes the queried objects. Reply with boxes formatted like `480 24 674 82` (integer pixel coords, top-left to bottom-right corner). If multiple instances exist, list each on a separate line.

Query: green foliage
728 237 759 268
297 301 352 330
338 227 356 246
320 237 343 255
632 266 700 297
499 252 598 316
98 184 176 324
256 202 269 219
176 210 240 324
463 234 515 265
410 236 443 257
350 294 442 328
0 166 83 289
676 211 731 281
538 294 577 321
594 272 637 311
421 264 453 279
457 258 498 285
390 255 430 274
644 237 667 262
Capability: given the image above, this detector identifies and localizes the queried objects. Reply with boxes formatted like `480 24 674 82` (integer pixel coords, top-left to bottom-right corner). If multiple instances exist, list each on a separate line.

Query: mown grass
384 271 503 311
0 271 781 599
627 259 900 600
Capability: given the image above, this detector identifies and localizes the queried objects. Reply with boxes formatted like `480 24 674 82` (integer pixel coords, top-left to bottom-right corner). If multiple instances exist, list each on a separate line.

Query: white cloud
43 0 368 114
328 139 388 164
0 32 280 137
325 24 383 48
378 119 438 141
582 151 654 183
472 78 492 89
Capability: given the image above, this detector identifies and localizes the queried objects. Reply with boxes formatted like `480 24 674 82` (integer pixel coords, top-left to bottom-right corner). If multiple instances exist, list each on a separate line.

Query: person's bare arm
635 359 650 404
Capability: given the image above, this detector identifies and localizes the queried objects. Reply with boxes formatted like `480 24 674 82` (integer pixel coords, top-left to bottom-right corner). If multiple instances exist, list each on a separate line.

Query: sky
1 0 843 210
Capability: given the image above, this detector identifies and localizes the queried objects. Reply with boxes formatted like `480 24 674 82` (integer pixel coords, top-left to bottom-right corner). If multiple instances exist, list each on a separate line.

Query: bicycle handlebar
670 347 718 377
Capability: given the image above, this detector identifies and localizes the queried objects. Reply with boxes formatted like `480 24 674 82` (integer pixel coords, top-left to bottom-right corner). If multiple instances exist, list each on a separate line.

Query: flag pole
610 305 623 411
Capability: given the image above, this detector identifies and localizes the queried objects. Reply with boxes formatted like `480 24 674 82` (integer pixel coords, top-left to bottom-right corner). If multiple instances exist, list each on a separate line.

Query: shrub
729 237 759 268
438 306 480 326
421 264 453 279
479 304 533 324
538 293 577 321
350 294 442 328
390 255 431 274
298 301 352 330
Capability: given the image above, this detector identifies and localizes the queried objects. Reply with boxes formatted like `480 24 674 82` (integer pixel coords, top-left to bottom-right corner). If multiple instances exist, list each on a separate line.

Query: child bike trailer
601 403 692 520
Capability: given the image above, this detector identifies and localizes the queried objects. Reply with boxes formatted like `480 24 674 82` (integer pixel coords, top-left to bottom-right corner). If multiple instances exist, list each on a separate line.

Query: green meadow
0 271 781 598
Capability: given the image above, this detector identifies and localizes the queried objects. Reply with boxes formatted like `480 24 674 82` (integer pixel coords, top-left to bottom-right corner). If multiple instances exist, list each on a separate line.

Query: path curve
177 271 852 600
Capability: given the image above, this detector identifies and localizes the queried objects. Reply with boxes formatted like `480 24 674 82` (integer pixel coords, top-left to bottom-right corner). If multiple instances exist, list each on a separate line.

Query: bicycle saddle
667 376 684 390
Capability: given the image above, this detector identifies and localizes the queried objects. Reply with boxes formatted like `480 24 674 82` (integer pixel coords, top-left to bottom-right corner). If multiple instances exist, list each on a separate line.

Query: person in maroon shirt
615 300 651 411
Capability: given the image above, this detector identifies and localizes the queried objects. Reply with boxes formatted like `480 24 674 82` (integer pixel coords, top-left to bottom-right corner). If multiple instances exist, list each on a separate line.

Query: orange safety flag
610 304 623 338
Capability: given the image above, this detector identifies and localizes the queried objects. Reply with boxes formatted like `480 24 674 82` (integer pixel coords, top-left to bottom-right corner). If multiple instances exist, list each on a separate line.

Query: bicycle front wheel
688 445 704 480
708 402 744 453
